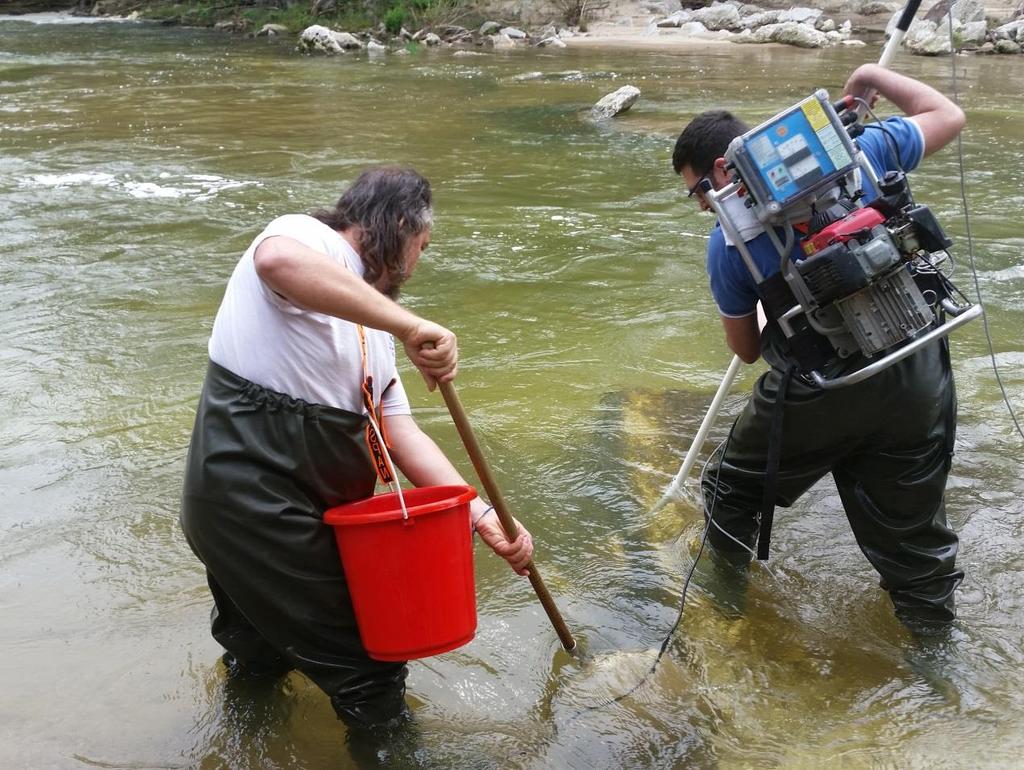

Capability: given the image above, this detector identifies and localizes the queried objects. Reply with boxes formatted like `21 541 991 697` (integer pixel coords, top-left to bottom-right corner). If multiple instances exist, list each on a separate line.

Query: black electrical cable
944 13 1024 441
564 420 740 722
854 97 910 179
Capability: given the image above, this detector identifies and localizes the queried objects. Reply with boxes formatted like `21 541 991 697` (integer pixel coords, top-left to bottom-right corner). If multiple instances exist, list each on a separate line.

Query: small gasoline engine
706 89 979 388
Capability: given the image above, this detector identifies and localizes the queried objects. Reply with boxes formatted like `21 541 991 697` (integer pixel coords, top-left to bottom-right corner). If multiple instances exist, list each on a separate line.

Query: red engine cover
802 207 886 256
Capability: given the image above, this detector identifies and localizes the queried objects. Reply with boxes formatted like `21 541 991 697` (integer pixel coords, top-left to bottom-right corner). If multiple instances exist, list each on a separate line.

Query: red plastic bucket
323 485 478 662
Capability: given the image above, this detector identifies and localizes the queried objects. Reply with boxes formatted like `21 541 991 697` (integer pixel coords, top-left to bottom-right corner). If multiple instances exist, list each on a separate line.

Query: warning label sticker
801 97 829 132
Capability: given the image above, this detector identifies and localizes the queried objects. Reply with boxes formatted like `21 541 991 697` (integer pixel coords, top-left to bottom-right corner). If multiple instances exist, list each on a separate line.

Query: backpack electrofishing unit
704 89 980 389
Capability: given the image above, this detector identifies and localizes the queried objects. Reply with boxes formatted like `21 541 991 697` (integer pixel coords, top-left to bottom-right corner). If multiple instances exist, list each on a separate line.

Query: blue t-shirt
706 116 926 318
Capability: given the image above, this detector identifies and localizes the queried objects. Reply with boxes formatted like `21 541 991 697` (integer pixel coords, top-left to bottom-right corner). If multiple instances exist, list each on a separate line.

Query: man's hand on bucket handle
476 511 534 576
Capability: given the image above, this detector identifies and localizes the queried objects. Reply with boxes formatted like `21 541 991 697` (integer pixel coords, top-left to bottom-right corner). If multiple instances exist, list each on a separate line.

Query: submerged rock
490 32 516 48
592 85 641 119
256 23 289 37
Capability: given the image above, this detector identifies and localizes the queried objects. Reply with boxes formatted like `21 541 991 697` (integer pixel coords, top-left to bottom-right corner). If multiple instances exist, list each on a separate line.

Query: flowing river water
2 13 1023 769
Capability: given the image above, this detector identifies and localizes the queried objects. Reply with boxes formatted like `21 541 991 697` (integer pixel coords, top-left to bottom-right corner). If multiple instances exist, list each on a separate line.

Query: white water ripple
18 170 261 201
0 12 142 25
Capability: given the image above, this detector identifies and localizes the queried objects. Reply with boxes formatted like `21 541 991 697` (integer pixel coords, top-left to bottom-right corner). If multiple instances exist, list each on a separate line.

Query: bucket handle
365 409 411 522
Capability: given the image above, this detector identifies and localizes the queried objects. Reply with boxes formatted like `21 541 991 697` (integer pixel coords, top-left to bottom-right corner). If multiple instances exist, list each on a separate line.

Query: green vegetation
378 0 469 36
383 5 407 34
43 0 486 35
241 1 345 32
136 0 373 33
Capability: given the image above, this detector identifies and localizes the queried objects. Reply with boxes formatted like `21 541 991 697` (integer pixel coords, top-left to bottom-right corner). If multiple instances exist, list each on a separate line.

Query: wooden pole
438 381 577 653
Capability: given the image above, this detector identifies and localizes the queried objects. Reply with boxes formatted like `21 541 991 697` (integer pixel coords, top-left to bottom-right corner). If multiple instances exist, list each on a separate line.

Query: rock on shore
657 0 1023 53
886 0 1023 54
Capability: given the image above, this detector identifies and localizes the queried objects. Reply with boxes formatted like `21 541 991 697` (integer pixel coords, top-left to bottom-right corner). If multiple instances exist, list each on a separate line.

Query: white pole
860 0 921 115
650 354 744 513
877 27 907 70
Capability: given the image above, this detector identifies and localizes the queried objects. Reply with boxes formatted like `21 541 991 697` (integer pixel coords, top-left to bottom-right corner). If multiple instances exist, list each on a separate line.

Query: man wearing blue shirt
671 64 966 632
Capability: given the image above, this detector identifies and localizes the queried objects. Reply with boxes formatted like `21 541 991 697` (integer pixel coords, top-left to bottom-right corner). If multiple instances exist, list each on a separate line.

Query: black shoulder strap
757 363 796 561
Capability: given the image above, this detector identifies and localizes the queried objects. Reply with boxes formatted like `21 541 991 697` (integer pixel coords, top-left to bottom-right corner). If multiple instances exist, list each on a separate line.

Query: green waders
180 361 408 726
702 337 962 627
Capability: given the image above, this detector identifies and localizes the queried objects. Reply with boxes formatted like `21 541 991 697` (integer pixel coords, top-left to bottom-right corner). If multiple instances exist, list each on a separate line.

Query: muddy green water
2 13 1023 769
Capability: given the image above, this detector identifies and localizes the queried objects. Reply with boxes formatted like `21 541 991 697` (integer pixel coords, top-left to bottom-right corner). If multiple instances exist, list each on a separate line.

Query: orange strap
357 325 397 485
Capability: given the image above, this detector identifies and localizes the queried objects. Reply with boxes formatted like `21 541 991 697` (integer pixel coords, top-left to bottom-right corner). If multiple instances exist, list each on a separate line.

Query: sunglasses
687 173 711 199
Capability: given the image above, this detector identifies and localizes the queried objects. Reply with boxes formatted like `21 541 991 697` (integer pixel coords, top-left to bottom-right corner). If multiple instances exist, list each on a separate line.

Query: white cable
944 11 1024 442
697 437 777 576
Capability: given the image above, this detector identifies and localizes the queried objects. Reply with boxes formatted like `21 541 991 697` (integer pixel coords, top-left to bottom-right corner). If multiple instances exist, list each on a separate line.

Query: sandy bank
563 29 740 48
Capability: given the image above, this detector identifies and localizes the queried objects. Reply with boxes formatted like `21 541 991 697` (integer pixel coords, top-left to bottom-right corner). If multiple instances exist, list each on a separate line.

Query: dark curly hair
312 167 433 297
672 109 749 176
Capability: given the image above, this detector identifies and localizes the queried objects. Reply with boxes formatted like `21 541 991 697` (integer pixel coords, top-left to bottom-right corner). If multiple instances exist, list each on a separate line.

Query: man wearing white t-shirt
181 167 533 729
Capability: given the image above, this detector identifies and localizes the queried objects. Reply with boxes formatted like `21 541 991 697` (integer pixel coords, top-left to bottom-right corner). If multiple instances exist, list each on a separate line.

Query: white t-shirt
208 214 411 417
